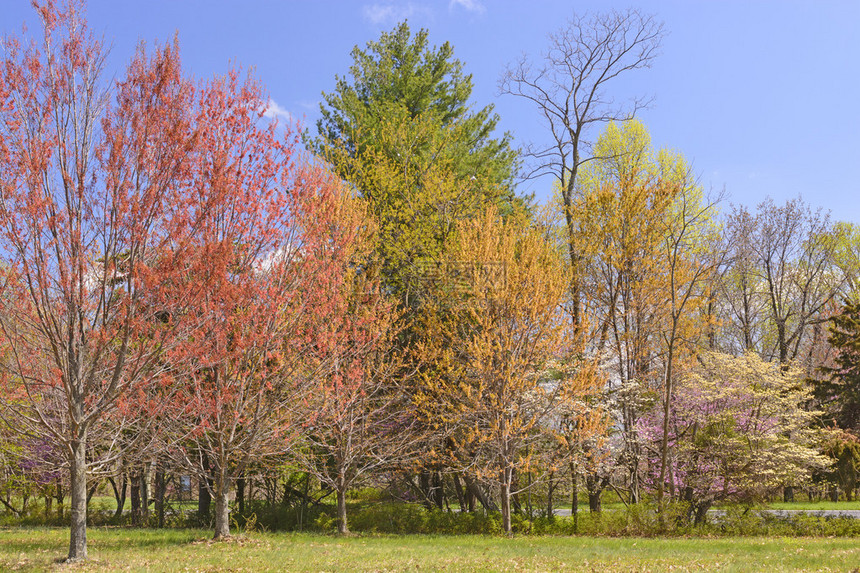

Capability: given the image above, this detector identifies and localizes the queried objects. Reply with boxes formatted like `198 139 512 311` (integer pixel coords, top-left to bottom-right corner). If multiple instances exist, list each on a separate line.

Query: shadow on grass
0 526 205 554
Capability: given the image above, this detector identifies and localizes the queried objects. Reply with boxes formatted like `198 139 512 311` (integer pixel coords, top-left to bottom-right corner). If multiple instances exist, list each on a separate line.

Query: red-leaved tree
0 2 203 561
156 73 372 536
0 0 331 558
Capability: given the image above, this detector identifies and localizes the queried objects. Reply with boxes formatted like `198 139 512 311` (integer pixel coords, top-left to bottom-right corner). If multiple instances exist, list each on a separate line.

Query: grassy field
1 528 858 572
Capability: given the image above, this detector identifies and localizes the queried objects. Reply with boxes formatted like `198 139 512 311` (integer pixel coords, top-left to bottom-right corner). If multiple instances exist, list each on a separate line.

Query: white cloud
263 99 292 123
449 0 485 15
362 2 431 25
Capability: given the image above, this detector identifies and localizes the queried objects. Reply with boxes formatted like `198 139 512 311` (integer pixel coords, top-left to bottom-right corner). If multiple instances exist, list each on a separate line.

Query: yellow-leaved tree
569 119 723 512
416 207 603 533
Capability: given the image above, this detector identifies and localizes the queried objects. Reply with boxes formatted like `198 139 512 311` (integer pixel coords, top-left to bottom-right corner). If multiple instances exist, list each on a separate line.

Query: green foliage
312 21 517 189
817 299 860 430
312 22 523 302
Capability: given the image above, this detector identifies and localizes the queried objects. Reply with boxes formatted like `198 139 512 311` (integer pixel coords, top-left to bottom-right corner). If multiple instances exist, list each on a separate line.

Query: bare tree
728 198 843 366
499 9 664 328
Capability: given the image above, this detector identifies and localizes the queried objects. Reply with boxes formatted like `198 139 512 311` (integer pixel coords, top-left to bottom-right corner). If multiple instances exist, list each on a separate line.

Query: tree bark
586 473 603 513
500 471 512 534
545 471 554 519
198 453 212 524
140 462 150 521
236 473 245 516
110 474 127 519
213 471 231 539
452 474 467 513
130 470 141 525
55 479 65 520
155 464 166 529
68 434 88 562
571 462 579 533
336 486 349 535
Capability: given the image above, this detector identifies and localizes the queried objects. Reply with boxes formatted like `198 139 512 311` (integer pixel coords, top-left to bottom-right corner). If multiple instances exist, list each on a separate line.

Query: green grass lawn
765 500 860 511
1 528 858 572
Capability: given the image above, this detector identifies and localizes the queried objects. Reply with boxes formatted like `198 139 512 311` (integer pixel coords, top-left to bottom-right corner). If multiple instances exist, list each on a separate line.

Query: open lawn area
0 528 858 572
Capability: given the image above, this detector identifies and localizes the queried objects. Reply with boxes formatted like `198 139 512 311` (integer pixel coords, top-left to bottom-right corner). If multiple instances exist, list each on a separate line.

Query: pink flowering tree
638 351 828 523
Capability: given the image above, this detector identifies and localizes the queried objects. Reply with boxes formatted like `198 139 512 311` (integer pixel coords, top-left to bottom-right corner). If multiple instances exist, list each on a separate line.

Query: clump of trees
0 1 859 563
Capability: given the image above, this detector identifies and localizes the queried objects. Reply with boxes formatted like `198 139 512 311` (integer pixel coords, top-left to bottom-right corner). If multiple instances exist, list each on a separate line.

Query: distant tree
500 9 664 329
726 198 842 367
817 299 860 431
313 21 517 190
314 23 522 303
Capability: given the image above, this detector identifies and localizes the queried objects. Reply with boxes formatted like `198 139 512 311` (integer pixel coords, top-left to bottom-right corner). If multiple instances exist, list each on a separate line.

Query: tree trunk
45 495 52 520
155 464 166 529
500 471 512 534
657 340 677 518
68 434 88 562
452 474 467 513
463 474 496 511
433 471 444 510
140 462 150 521
55 479 65 520
586 473 603 513
213 472 231 539
197 464 212 524
336 486 349 535
546 471 554 519
588 489 602 513
571 462 579 533
783 486 794 502
110 474 127 519
236 474 245 516
130 470 141 525
419 471 433 510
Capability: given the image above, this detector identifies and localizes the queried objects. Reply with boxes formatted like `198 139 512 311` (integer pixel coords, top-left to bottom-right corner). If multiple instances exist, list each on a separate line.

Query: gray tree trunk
336 487 349 535
213 475 231 539
500 470 512 534
68 434 88 562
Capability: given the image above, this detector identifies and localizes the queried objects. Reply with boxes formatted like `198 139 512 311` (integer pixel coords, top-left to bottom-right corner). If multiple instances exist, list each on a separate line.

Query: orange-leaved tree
159 76 367 538
416 207 602 533
291 212 421 535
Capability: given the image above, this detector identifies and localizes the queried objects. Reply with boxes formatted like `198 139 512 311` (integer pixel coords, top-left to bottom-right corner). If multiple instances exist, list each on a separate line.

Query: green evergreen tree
818 300 860 430
312 21 517 190
310 22 523 301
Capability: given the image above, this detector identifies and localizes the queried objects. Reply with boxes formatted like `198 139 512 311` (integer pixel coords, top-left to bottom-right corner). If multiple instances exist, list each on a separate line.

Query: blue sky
3 1 859 223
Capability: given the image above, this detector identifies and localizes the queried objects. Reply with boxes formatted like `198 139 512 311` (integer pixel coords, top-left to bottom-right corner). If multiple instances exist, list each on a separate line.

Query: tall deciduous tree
416 207 602 533
161 83 365 538
726 198 842 367
500 9 664 329
570 120 722 508
0 2 198 561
